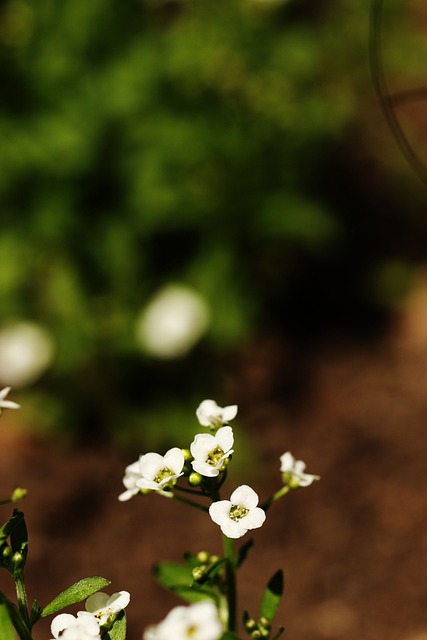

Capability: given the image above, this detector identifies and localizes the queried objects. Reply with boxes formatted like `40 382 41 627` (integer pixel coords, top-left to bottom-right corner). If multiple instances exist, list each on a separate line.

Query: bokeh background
1 0 427 639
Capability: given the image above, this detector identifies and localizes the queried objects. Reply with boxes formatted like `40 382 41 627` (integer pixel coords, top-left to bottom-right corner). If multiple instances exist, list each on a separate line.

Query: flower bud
196 551 210 564
1 545 11 560
192 565 207 582
11 487 27 502
209 554 220 564
12 552 24 568
251 630 262 639
182 449 192 462
245 618 258 632
259 617 270 629
188 472 203 486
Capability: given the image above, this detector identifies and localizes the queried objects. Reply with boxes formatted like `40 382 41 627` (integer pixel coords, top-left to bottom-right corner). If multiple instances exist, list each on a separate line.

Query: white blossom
85 590 130 626
190 426 234 477
0 322 54 388
196 399 237 429
136 447 184 491
209 485 266 539
280 452 319 488
50 612 101 640
144 601 223 640
0 387 20 412
135 285 209 359
118 460 143 501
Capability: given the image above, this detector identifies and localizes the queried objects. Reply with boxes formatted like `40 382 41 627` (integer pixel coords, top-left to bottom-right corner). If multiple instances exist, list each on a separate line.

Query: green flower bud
188 472 203 486
251 630 262 639
192 565 207 582
11 487 27 502
245 618 258 632
196 551 210 564
2 545 12 560
259 617 270 630
209 554 220 564
12 552 23 568
182 449 192 462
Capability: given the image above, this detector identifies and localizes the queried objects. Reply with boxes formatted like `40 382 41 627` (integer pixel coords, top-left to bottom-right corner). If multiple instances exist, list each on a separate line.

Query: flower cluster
119 400 319 542
50 591 130 640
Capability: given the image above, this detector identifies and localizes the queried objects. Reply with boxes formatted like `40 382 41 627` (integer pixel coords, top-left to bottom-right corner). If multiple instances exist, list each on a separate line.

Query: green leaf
41 577 111 617
105 611 127 640
259 570 284 623
154 562 193 591
0 603 16 640
10 510 28 564
0 511 25 544
29 599 42 626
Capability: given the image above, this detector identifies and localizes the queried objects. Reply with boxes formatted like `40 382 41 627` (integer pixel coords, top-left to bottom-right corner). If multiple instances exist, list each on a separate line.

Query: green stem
174 485 211 498
170 493 209 513
14 572 29 628
222 535 237 633
260 485 290 512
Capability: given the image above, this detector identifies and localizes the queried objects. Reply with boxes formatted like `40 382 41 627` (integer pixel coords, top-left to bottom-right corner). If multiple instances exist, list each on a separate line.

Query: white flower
190 426 234 477
280 452 320 488
85 590 130 626
136 447 184 491
209 485 266 539
0 387 20 412
135 285 209 359
144 601 223 640
50 612 101 640
0 322 54 388
196 399 237 430
118 460 143 501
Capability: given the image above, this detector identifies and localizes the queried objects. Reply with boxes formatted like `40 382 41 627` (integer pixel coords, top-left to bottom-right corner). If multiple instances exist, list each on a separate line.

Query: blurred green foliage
0 0 426 445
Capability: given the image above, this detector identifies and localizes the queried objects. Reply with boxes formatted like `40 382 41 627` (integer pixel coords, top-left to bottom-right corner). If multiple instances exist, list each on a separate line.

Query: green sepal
104 610 127 640
0 603 16 640
29 599 42 626
271 626 285 640
41 576 111 617
0 511 26 544
259 570 284 623
235 539 253 568
154 561 193 591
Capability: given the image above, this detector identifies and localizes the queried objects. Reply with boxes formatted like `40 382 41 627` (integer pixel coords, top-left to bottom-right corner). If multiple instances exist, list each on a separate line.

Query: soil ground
2 276 427 640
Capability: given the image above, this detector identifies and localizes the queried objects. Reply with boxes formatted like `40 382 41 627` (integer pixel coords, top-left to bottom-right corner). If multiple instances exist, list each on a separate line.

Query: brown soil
2 275 427 640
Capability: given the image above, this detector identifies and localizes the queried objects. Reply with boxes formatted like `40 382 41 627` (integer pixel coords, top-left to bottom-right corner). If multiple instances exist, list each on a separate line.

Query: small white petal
229 485 259 510
192 460 220 477
219 518 247 539
215 426 234 452
241 506 266 530
118 487 140 502
51 614 77 638
163 447 184 475
222 404 238 422
279 452 295 472
196 399 218 426
139 452 164 481
209 500 232 525
106 590 130 612
86 592 110 613
190 433 216 459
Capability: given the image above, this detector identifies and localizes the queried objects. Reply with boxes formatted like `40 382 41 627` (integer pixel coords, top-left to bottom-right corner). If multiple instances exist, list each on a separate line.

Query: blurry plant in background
0 0 426 445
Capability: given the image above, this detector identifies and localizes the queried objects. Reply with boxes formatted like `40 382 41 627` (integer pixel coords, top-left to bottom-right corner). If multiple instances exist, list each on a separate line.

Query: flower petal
51 614 77 638
222 405 238 423
139 452 164 480
192 460 220 477
163 448 184 475
229 485 259 510
220 518 247 539
190 433 216 459
85 591 109 614
209 500 231 525
106 590 131 612
241 506 266 530
215 426 234 452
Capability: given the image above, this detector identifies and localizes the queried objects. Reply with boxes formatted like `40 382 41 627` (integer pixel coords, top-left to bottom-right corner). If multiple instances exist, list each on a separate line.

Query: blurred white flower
118 460 143 501
0 322 54 388
196 399 238 430
0 386 20 412
135 285 209 359
209 485 266 539
136 447 184 491
280 452 319 488
190 426 234 477
50 612 100 640
85 590 130 626
144 601 223 640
